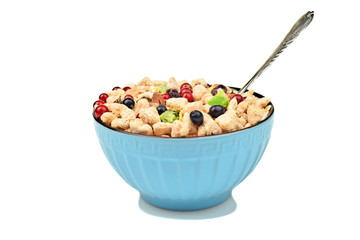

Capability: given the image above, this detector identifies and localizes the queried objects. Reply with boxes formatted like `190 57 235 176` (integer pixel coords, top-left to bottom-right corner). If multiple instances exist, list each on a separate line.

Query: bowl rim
93 87 274 139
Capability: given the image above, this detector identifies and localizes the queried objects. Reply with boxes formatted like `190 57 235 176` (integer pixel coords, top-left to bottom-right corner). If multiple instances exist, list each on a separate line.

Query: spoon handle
238 11 314 94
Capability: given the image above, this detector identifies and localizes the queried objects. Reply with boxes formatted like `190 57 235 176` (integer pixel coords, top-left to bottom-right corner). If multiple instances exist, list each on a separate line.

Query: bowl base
141 191 231 211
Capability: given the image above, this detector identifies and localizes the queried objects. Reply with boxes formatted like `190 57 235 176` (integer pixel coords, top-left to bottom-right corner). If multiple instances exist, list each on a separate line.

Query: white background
1 0 359 239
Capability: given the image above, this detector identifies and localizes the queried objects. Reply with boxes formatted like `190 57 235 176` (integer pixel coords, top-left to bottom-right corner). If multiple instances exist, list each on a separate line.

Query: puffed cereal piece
153 122 172 136
182 101 203 113
152 80 167 86
137 91 153 101
107 103 136 119
197 112 222 136
240 112 248 121
150 102 160 108
203 104 211 113
138 77 154 86
191 78 208 88
236 101 249 116
167 77 180 92
100 112 117 126
238 116 247 126
106 89 124 103
125 86 148 97
130 119 153 136
149 86 157 92
171 120 190 137
242 89 254 97
111 118 131 130
133 98 150 115
182 112 198 135
139 107 160 125
215 110 243 132
227 98 238 111
106 95 118 103
247 105 271 125
166 98 188 111
193 85 209 101
201 93 213 104
170 112 197 137
256 97 271 108
244 95 257 105
245 123 252 128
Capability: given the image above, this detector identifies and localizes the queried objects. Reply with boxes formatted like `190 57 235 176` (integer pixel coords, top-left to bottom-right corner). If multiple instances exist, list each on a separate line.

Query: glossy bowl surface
94 92 274 210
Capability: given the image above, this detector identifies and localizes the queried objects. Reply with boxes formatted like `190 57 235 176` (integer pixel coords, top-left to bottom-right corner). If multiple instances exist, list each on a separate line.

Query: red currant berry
180 83 192 90
123 87 131 92
93 100 105 108
94 105 109 118
162 93 171 100
180 88 192 96
99 93 109 102
231 94 245 104
124 95 133 99
182 92 193 102
112 86 121 90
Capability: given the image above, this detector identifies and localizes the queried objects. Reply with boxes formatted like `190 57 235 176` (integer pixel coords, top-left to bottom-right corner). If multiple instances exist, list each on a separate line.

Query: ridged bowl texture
94 97 274 211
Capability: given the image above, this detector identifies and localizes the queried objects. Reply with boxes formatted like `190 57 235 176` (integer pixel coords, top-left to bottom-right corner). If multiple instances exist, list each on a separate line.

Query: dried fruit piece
211 84 227 96
160 110 179 123
166 89 180 98
95 105 109 118
231 94 245 104
180 83 192 90
158 83 167 94
180 88 192 96
182 92 193 102
99 93 109 102
152 92 166 106
93 100 105 108
207 90 230 108
162 93 170 100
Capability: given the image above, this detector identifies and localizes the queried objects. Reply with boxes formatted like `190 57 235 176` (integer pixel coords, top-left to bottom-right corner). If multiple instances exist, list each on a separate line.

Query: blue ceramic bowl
94 92 274 211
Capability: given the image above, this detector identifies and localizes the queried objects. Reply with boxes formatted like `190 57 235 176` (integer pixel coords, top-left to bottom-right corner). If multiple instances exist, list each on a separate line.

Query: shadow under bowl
93 91 274 211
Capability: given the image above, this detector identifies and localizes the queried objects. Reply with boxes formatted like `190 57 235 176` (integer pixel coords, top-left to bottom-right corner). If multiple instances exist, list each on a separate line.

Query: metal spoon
238 11 314 94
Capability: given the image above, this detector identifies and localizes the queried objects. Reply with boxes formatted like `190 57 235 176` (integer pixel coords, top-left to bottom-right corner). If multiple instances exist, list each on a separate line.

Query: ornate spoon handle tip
239 11 314 94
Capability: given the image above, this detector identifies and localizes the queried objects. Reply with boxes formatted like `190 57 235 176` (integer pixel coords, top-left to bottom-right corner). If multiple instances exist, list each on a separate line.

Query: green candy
160 110 179 123
158 83 167 94
207 90 230 108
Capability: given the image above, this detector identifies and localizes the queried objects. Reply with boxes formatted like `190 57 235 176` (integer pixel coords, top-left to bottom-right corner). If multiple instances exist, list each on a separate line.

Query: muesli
93 77 272 137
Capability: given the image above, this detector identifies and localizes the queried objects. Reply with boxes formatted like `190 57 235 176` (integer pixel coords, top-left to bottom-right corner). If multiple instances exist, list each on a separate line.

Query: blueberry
209 105 225 118
190 110 204 126
122 98 135 109
156 105 167 115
